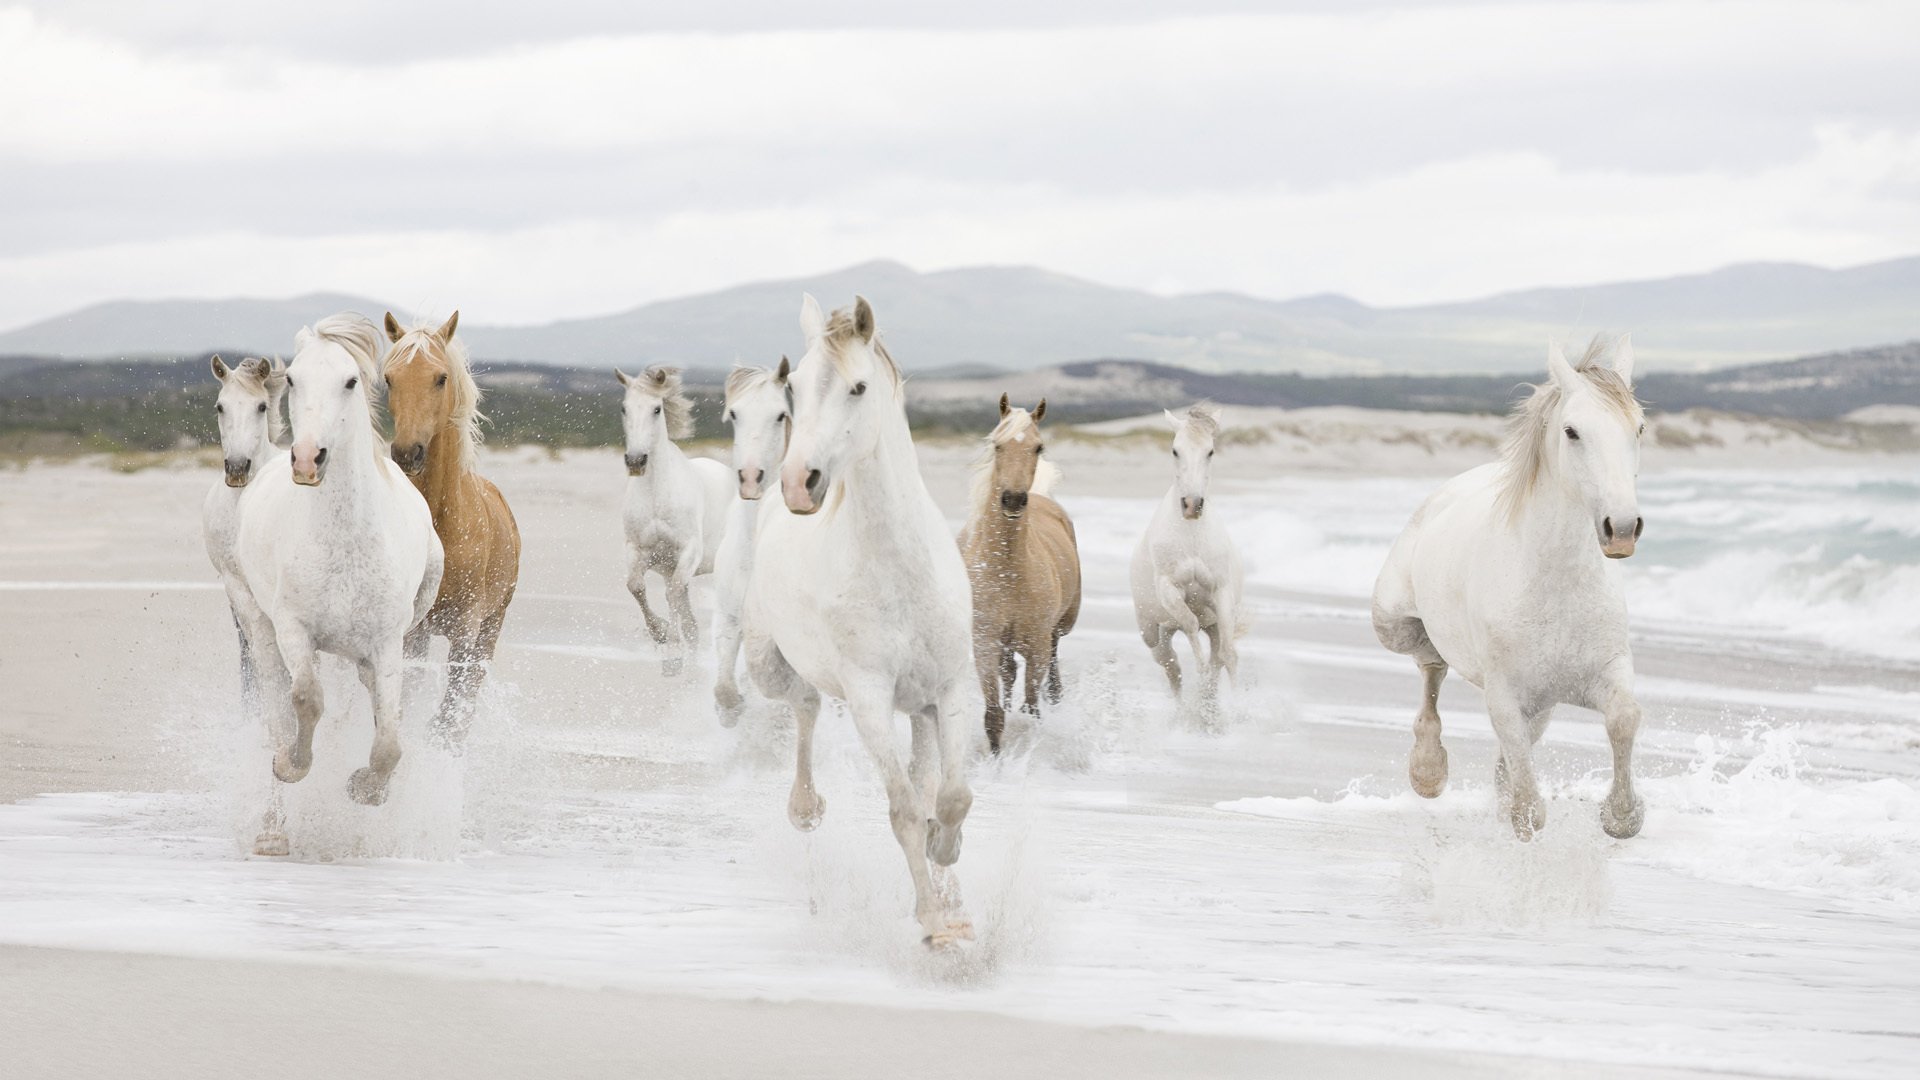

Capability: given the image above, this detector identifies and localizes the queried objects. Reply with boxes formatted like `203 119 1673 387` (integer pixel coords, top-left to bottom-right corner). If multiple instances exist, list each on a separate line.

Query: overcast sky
2 0 1917 329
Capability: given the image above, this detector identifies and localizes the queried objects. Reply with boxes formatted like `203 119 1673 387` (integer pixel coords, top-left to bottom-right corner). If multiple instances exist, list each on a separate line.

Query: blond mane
1497 334 1645 521
385 320 486 467
968 406 1062 510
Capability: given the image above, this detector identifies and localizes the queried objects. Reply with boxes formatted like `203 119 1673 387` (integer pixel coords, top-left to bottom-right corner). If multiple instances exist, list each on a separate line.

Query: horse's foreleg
847 686 948 947
914 704 972 940
1020 634 1054 716
664 574 697 679
1594 661 1645 839
787 687 824 831
1410 661 1450 798
712 603 745 727
432 609 501 749
628 569 671 659
976 629 1009 754
1045 625 1066 705
348 644 405 806
1144 623 1182 696
238 611 293 856
271 629 322 785
1487 688 1544 840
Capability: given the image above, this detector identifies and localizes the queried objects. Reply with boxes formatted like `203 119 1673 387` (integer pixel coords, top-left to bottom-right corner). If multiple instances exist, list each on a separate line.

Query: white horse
1131 403 1244 708
202 354 288 703
231 314 443 854
1373 336 1647 841
712 363 789 724
744 294 977 947
617 366 734 677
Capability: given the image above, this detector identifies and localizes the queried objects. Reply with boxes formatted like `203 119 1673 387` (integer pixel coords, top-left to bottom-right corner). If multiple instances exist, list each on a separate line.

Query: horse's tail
1031 458 1063 499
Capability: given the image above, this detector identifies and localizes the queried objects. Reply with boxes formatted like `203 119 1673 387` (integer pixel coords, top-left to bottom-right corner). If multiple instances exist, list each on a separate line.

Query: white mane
1497 334 1644 521
295 313 388 446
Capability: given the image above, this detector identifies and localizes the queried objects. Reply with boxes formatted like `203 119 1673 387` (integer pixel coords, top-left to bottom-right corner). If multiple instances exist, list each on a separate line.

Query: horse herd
202 293 1651 945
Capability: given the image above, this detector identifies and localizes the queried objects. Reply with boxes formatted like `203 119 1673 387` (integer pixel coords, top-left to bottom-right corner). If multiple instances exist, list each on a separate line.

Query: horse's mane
386 320 486 467
724 364 787 410
1180 402 1221 441
821 305 902 393
968 407 1062 510
222 356 290 447
296 314 387 445
637 366 696 439
1497 334 1644 521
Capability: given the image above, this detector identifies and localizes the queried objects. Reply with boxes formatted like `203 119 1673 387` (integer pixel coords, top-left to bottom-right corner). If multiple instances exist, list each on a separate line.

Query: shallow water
1 463 1917 1077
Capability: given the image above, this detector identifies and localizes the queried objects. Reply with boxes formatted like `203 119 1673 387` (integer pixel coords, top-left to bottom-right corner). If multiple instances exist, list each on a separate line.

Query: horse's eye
435 373 448 388
1564 426 1580 441
1171 449 1179 459
1208 449 1215 459
345 376 358 390
775 412 787 424
284 376 293 388
850 381 867 397
215 404 224 414
257 403 267 414
1034 444 1044 456
653 405 662 415
1637 424 1645 437
725 411 735 424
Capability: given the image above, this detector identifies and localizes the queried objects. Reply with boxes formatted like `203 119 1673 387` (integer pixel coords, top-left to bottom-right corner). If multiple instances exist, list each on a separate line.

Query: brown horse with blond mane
959 394 1082 753
383 311 522 744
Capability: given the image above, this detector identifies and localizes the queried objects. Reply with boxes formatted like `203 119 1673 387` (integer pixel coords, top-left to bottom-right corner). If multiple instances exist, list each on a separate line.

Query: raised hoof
788 789 825 832
1602 795 1646 839
347 767 392 806
1409 741 1449 799
272 749 311 785
923 927 970 951
252 833 290 857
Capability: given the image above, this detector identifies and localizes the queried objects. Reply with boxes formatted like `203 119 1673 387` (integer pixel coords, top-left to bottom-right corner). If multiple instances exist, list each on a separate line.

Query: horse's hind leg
914 704 972 940
1488 686 1545 840
432 607 503 749
1020 633 1055 716
1410 660 1450 798
270 628 323 785
747 632 824 829
348 641 405 806
978 632 1012 754
712 602 746 727
1594 659 1646 838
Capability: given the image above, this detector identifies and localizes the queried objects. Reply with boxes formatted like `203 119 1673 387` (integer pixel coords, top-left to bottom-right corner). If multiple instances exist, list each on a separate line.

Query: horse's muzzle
783 466 826 515
223 458 252 487
1601 515 1643 559
291 445 328 487
625 452 648 477
392 442 427 476
1000 490 1028 518
738 467 766 501
1181 496 1206 520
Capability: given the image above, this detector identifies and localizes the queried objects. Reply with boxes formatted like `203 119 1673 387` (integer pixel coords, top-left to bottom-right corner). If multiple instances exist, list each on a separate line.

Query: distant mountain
4 257 1918 375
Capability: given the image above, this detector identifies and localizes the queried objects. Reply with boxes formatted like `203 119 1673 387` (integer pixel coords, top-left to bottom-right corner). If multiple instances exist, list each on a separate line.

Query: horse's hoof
927 819 963 867
1409 742 1449 799
715 689 744 728
272 750 311 784
252 833 290 857
347 768 391 806
1510 798 1545 842
788 790 825 832
923 929 967 952
1602 795 1645 839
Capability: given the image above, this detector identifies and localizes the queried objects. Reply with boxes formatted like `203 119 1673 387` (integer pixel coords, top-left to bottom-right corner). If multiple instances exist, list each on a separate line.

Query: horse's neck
839 414 937 553
312 417 387 518
416 418 473 518
1510 465 1598 571
970 498 1026 554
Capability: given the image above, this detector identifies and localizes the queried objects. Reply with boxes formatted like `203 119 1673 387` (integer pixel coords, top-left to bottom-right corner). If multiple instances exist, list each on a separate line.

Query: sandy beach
2 422 1917 1078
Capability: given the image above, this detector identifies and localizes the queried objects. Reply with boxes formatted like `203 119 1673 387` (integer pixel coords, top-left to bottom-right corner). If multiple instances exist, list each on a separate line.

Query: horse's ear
241 357 271 379
1611 334 1635 385
210 354 229 382
614 368 632 386
383 312 404 342
852 295 875 343
1032 399 1047 423
1546 340 1579 392
999 392 1010 418
436 310 459 343
1163 408 1181 430
800 294 825 342
776 356 791 384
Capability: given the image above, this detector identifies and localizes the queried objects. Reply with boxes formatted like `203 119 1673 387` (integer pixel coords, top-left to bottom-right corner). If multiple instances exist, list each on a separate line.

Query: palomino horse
744 294 977 947
959 395 1082 753
712 362 789 724
202 355 287 705
617 366 733 677
1373 336 1648 841
1131 404 1244 709
232 314 443 854
383 312 522 744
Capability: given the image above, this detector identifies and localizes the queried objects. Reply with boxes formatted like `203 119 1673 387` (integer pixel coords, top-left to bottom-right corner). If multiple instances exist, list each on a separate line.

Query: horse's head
382 311 472 477
616 365 693 476
779 293 900 515
985 394 1049 519
1165 403 1222 520
1518 337 1646 558
209 354 283 487
723 363 790 500
287 314 384 487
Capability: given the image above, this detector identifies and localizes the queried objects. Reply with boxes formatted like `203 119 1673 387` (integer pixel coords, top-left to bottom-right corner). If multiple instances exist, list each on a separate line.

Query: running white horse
712 362 789 724
1373 336 1647 841
1131 404 1244 709
617 366 733 677
202 354 288 704
231 314 443 854
744 294 977 947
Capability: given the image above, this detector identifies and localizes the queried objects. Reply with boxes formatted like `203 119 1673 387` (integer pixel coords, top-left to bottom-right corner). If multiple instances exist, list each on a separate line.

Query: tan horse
382 311 522 745
958 395 1082 753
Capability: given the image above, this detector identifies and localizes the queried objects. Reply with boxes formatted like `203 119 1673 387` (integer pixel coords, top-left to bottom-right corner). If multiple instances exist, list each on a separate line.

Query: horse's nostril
806 469 822 491
1633 517 1645 540
314 448 328 467
737 468 747 483
1602 516 1614 539
755 469 765 484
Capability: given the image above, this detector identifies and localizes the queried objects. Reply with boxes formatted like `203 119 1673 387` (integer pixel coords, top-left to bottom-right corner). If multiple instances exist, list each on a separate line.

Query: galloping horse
232 314 443 854
744 294 977 947
383 312 522 745
959 395 1081 753
617 365 733 677
203 355 288 705
712 363 789 724
1131 404 1244 708
1373 336 1648 840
